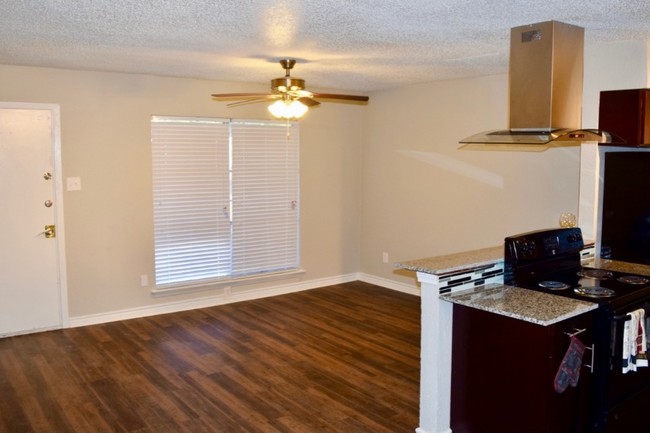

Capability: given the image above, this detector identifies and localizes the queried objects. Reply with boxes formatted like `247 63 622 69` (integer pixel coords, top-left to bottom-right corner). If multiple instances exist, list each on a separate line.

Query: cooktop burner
617 275 650 285
574 286 616 298
538 281 570 291
577 269 614 279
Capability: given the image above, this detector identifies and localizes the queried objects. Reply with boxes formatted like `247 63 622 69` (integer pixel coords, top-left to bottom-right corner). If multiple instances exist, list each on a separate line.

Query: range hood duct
460 20 619 149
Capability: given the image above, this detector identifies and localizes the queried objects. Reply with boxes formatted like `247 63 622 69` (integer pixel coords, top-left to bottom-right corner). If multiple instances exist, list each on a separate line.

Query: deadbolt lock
44 224 56 238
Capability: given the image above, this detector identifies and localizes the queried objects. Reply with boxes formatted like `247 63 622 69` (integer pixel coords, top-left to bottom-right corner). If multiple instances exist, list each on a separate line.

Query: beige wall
583 39 650 128
0 65 363 318
360 74 581 283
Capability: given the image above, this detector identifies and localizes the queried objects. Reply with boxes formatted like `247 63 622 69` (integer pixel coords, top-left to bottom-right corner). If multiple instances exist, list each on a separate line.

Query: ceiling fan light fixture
268 99 308 119
271 77 305 92
211 59 368 116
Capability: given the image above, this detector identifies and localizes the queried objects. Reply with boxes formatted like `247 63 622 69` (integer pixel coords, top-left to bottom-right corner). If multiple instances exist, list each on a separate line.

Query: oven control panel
505 227 584 263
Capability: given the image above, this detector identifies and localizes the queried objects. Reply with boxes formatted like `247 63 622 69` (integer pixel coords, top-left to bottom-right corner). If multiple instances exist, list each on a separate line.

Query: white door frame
1 101 69 329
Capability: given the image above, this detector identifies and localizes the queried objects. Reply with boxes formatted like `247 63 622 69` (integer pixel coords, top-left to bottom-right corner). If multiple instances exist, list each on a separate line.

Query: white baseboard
68 272 419 328
415 428 451 433
358 272 421 296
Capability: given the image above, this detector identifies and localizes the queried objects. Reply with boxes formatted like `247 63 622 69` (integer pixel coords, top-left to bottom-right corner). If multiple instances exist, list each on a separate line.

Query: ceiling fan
211 59 369 119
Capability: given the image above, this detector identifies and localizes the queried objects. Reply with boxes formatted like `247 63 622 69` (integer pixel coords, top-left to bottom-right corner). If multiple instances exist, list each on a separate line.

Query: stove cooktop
505 227 650 309
514 266 650 308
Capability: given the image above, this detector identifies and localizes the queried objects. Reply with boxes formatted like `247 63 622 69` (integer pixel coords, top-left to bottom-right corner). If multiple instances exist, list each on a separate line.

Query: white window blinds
231 121 300 277
151 116 299 287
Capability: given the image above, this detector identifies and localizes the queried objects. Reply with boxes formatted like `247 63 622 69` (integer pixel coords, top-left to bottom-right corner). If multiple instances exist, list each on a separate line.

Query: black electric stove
504 227 650 432
504 227 650 310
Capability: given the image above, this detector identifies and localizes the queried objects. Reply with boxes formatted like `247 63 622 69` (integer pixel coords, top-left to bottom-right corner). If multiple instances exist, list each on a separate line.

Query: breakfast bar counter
396 246 503 275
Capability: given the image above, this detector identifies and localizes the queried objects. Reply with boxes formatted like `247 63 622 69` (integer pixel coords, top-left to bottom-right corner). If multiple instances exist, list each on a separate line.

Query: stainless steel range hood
460 20 620 150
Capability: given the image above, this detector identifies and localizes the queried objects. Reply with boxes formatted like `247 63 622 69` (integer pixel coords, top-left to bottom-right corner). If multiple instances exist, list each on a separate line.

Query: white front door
0 103 67 336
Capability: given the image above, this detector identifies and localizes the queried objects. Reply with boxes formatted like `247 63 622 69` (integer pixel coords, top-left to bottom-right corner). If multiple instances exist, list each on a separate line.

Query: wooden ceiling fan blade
311 93 369 102
227 98 272 107
298 97 320 107
212 93 274 99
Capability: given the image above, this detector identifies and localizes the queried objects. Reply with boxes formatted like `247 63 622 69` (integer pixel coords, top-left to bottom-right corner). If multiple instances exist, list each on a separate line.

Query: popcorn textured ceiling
1 0 649 92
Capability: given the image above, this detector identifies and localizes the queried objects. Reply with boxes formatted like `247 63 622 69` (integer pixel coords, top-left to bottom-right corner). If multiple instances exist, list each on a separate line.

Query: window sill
150 268 306 297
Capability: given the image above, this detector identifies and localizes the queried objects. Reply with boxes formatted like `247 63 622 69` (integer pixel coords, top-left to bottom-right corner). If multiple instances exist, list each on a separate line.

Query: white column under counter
396 247 504 433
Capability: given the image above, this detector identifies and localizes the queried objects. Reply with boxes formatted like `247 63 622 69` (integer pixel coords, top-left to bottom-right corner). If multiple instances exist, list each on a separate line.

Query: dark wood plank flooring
0 281 421 433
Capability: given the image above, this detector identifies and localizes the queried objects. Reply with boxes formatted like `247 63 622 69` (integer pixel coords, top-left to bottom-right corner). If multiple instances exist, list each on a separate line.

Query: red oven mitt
554 335 586 393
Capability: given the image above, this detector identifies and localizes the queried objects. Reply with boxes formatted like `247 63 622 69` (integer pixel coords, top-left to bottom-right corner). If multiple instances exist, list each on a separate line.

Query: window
151 116 299 288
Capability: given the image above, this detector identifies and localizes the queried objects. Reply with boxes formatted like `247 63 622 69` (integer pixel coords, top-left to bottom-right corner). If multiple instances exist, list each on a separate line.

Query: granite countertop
395 246 503 275
587 257 650 276
440 283 598 326
396 248 650 278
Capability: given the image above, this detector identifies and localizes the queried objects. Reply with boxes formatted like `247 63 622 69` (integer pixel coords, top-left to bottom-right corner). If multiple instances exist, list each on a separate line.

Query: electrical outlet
382 252 389 263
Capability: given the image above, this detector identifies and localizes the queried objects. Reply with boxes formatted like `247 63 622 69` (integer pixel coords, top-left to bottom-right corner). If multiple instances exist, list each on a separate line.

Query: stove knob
567 233 583 243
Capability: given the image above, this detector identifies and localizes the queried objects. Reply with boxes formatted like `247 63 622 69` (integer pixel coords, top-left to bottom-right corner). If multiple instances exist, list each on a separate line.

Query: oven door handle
584 344 595 374
563 328 587 338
